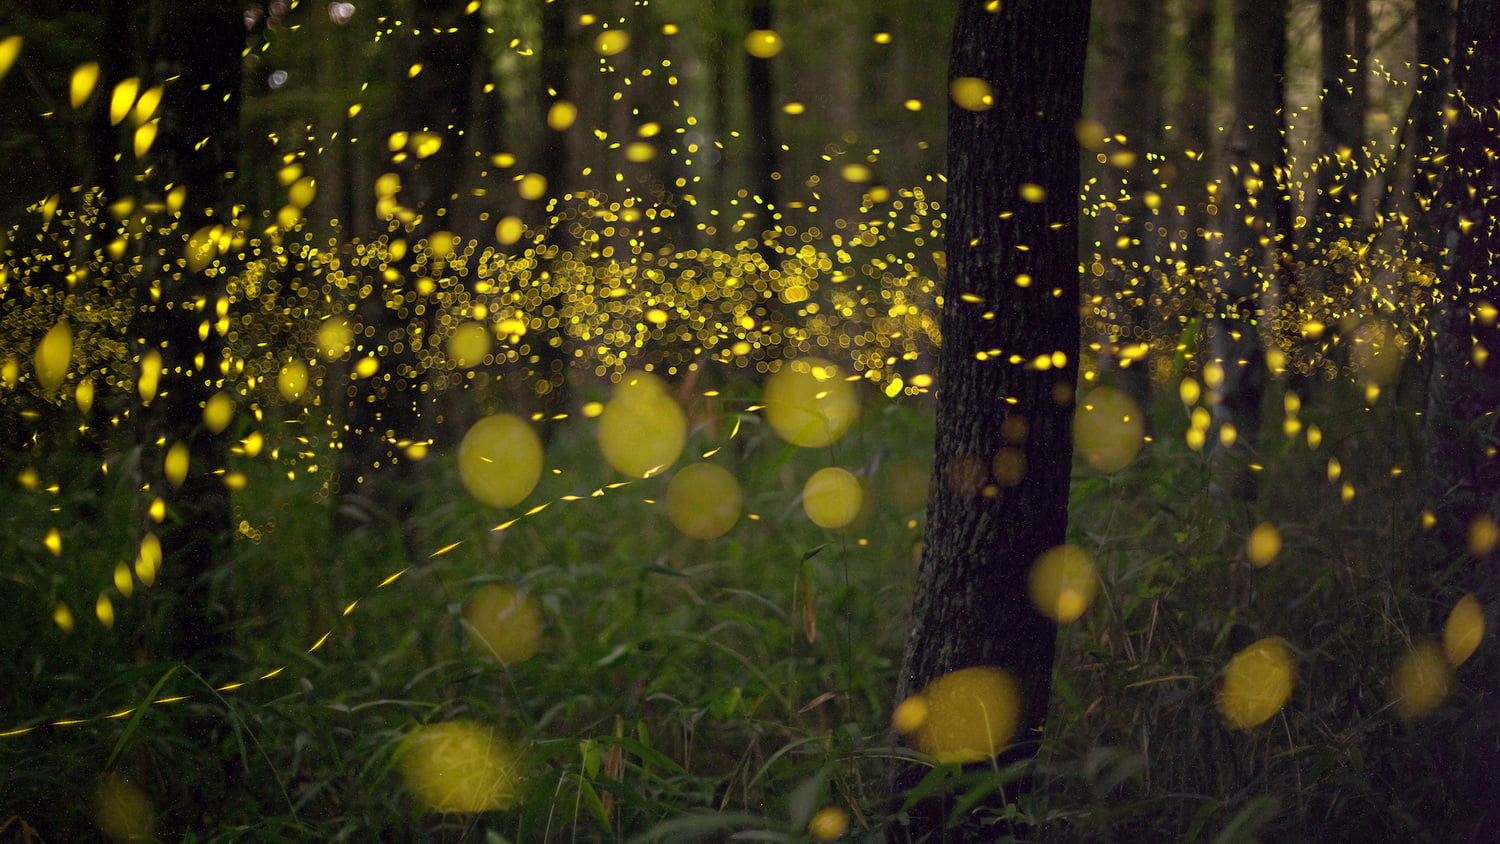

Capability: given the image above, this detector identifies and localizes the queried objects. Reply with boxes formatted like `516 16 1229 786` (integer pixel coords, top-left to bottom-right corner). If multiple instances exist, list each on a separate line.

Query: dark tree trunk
532 0 572 415
132 0 242 663
885 0 1090 836
338 0 482 526
1412 0 1455 239
1316 0 1367 230
1210 0 1286 499
1177 0 1216 273
1424 6 1500 837
1093 0 1161 413
746 0 780 271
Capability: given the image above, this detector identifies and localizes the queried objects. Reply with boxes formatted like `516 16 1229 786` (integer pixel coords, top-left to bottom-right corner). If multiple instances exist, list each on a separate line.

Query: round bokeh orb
464 583 543 664
802 467 863 530
399 721 522 812
908 666 1022 763
1218 636 1294 729
666 462 742 539
763 358 858 448
597 370 687 478
1074 386 1145 473
458 414 544 508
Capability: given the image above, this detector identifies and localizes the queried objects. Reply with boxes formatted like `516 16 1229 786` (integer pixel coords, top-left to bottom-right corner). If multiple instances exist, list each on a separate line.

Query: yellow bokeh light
446 322 491 369
203 391 234 434
763 358 858 448
399 722 521 813
317 317 354 360
517 173 548 201
277 361 309 403
949 77 994 111
666 462 742 539
70 61 99 109
891 695 929 734
1246 522 1281 568
744 29 783 59
1392 641 1453 721
457 414 544 508
595 29 630 56
464 584 543 664
164 441 189 487
1468 514 1499 556
97 774 154 842
35 320 72 392
1074 386 1145 473
494 215 526 245
809 806 850 841
1028 544 1098 624
909 666 1022 763
1444 593 1483 667
53 601 75 632
1218 636 1294 729
546 100 577 131
801 466 862 530
597 371 686 478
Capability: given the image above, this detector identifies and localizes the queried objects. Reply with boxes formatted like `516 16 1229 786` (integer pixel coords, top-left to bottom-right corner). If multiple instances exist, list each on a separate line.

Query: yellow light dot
70 61 99 109
802 467 863 530
809 806 850 841
840 163 872 183
1218 636 1294 729
317 317 354 359
464 584 543 664
35 321 73 393
597 371 686 478
0 36 22 84
595 29 630 56
546 100 577 131
458 414 544 508
1246 522 1281 567
1074 386 1144 473
53 601 75 633
114 562 134 597
1444 593 1484 666
517 173 548 201
1019 183 1046 202
892 695 928 734
203 392 234 434
781 102 805 115
763 358 858 448
581 401 604 418
1028 544 1098 623
277 361 309 403
44 527 62 556
399 722 521 812
949 77 994 111
96 593 115 629
1392 641 1453 721
624 141 656 162
910 667 1022 762
109 77 139 125
744 29 783 58
353 356 380 378
446 322 492 369
667 463 742 539
164 441 189 487
1468 514 1499 556
903 99 923 111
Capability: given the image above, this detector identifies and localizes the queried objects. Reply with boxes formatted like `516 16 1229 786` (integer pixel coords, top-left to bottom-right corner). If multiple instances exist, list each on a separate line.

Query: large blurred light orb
1028 544 1098 624
1074 386 1145 473
666 462 742 539
802 467 863 529
763 358 858 448
597 370 686 478
399 721 521 812
458 414 544 508
464 584 543 664
909 666 1022 763
1218 636 1293 729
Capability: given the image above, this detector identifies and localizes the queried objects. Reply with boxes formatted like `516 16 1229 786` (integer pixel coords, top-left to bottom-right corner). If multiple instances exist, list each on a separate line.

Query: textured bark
1316 0 1367 229
1425 2 1500 838
1210 0 1286 499
886 0 1090 835
133 0 242 662
1093 0 1161 413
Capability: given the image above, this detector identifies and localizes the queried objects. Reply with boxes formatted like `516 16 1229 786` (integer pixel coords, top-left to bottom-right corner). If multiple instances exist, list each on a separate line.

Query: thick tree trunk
133 0 242 663
746 0 779 267
1316 0 1367 230
1210 0 1286 499
886 0 1090 836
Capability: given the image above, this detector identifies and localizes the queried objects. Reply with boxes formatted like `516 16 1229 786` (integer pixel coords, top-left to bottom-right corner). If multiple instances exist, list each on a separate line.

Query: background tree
886 0 1090 835
1210 0 1288 498
128 0 243 663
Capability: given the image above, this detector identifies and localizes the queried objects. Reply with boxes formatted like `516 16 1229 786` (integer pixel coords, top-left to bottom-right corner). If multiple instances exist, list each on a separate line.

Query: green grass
0 363 1477 842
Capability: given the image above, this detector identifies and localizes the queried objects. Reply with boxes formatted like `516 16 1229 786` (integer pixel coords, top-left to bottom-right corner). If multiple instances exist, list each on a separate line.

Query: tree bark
132 0 242 663
1093 0 1161 413
1316 0 1367 231
886 0 1090 836
1210 0 1286 499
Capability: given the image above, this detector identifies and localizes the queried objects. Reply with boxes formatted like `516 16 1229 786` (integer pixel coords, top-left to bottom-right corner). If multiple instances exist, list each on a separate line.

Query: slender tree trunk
1316 0 1367 230
132 0 242 663
1177 0 1216 274
1094 0 1161 413
886 0 1090 836
1210 0 1286 499
1425 6 1500 837
746 0 780 272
